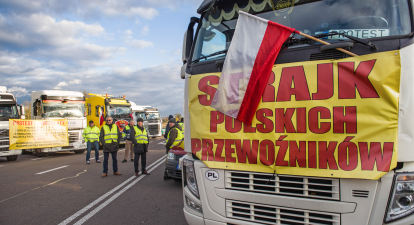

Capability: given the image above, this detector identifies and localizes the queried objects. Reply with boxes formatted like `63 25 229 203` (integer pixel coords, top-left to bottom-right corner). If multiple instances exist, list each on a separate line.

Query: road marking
158 141 166 145
31 158 43 161
73 159 166 225
0 165 3 167
58 155 167 225
35 165 69 175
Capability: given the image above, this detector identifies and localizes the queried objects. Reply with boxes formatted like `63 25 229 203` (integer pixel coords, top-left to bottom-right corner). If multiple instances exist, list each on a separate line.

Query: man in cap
83 120 101 164
163 115 174 139
122 120 135 163
131 118 150 176
165 118 183 154
99 116 123 178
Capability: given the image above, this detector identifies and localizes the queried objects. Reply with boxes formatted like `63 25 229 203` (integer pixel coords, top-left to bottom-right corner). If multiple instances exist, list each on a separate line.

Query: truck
30 90 86 156
85 93 132 144
0 86 24 161
145 107 162 138
180 0 414 224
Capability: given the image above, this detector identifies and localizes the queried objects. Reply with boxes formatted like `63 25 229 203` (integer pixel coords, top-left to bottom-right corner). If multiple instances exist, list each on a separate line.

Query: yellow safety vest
178 122 184 136
83 126 100 142
134 126 148 144
166 127 184 148
103 124 119 143
122 125 130 138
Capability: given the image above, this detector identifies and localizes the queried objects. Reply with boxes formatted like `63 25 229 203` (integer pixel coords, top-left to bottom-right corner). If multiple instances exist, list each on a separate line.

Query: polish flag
210 11 298 125
99 108 104 126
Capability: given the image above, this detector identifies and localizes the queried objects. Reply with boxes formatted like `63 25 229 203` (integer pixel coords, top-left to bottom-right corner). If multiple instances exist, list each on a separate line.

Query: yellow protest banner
9 119 69 150
189 50 400 180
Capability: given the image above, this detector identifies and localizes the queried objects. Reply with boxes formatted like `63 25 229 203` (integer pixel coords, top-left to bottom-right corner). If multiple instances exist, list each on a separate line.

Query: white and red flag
99 107 104 126
210 11 298 125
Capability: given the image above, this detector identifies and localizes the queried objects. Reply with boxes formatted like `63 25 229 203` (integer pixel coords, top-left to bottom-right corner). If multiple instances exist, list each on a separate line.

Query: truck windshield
42 101 85 118
135 112 147 121
107 105 132 116
146 112 160 120
0 105 19 119
192 0 411 63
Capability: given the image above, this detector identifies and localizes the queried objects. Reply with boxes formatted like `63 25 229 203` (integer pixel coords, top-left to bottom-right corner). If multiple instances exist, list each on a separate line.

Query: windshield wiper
286 32 378 51
191 50 228 64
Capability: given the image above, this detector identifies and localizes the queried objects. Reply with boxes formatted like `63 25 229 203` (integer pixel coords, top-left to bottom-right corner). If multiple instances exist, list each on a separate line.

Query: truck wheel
6 155 18 161
74 150 85 154
173 178 182 182
163 170 169 180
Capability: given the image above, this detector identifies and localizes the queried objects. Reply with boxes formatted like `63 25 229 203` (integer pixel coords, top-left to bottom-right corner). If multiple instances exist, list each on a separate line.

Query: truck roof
0 86 7 93
0 92 16 103
32 90 84 97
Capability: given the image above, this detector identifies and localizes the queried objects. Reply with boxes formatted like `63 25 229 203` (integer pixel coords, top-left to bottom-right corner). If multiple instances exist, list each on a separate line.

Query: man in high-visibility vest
131 118 150 176
83 120 101 165
178 118 184 137
122 120 135 163
165 118 183 154
99 116 123 178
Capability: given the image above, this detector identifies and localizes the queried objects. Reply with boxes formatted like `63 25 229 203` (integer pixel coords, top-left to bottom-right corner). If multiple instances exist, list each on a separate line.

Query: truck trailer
0 86 24 161
30 90 86 156
180 0 414 224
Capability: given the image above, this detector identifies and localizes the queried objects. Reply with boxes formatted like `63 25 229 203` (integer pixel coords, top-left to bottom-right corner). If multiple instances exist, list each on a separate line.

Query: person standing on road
163 115 174 139
99 116 123 178
131 118 150 176
122 120 135 163
83 120 101 164
165 118 183 154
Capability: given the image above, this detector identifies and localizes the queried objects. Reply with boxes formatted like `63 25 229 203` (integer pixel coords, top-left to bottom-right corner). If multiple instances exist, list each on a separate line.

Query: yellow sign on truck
9 119 68 150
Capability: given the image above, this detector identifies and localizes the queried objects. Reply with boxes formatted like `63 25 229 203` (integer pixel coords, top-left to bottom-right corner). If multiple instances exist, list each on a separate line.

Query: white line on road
58 155 167 225
35 165 69 175
31 158 43 161
73 159 166 225
158 141 166 145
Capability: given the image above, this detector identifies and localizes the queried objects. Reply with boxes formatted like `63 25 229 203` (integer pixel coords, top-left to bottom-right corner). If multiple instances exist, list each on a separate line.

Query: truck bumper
0 150 22 156
166 159 182 179
183 208 204 225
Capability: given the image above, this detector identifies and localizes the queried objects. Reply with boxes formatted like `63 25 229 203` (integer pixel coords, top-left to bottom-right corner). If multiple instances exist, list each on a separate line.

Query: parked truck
30 90 86 156
180 0 414 224
131 102 149 131
85 93 132 144
145 107 162 138
0 86 24 161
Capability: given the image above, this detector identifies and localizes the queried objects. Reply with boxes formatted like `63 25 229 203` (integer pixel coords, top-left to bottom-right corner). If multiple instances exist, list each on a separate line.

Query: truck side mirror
182 17 199 64
33 101 38 116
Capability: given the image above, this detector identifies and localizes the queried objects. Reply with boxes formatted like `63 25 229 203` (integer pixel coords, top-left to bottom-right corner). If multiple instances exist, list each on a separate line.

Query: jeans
103 152 118 174
134 153 146 172
86 141 100 162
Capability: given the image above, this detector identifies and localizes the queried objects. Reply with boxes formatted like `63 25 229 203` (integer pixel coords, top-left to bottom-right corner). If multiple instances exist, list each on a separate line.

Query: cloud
69 79 82 85
127 39 154 49
7 86 29 97
125 29 133 35
141 25 149 36
54 81 68 90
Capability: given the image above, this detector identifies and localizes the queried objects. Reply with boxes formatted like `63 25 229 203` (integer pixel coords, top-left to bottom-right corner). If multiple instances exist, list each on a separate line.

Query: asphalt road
0 138 188 225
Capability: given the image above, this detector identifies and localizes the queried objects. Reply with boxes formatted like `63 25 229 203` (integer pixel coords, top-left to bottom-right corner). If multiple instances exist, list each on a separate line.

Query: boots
113 172 122 175
135 172 139 177
102 173 107 178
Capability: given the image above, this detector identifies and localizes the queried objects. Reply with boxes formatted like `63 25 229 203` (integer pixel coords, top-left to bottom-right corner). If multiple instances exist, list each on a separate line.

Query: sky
0 0 202 117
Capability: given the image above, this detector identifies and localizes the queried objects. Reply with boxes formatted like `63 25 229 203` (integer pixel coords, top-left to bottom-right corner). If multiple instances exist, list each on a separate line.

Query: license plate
177 164 181 170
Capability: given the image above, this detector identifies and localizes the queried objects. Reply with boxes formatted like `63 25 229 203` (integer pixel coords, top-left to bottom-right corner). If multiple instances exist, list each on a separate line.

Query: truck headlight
385 173 414 222
168 152 175 160
184 159 199 198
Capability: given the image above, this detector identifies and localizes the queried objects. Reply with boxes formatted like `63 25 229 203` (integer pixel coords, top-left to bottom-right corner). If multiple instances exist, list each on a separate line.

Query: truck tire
6 155 18 161
74 150 85 154
163 170 169 180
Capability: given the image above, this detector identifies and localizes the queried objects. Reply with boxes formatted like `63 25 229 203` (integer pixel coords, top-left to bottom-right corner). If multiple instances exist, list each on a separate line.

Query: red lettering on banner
318 141 338 170
225 139 237 163
359 142 394 171
313 63 334 100
235 140 258 164
308 141 317 168
275 108 296 133
210 111 224 133
225 116 242 133
260 140 275 166
214 139 225 162
338 137 358 171
333 106 357 133
198 75 220 106
289 141 306 168
201 139 214 161
276 66 311 102
296 108 306 133
256 109 273 133
338 60 379 99
275 136 288 166
191 138 201 155
243 123 257 133
309 107 331 134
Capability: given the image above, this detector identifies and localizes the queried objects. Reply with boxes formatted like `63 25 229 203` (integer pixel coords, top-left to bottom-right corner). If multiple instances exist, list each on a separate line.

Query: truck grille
0 129 9 151
226 171 339 200
227 200 340 225
68 130 80 143
148 124 159 135
147 119 159 123
174 154 184 160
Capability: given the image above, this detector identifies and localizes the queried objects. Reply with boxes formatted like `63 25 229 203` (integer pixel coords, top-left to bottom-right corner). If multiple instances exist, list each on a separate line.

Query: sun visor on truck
40 95 85 101
0 101 17 105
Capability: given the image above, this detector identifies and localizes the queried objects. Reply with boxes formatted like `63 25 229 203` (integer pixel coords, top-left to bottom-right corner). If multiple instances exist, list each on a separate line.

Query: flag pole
297 32 358 57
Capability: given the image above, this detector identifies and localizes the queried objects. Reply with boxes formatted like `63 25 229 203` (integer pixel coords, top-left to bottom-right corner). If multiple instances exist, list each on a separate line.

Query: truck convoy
180 0 414 224
130 102 162 138
30 90 86 156
0 86 24 161
85 93 132 144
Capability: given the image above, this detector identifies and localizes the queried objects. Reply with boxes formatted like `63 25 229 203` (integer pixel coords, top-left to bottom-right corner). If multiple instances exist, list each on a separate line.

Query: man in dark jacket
165 118 183 154
99 116 123 178
163 115 174 139
131 118 150 176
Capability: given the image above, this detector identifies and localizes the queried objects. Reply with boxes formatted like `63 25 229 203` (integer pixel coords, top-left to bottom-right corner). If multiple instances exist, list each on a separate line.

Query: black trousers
134 152 146 172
